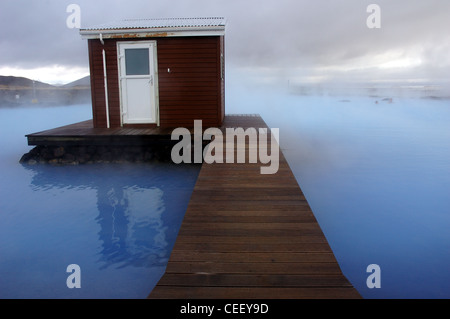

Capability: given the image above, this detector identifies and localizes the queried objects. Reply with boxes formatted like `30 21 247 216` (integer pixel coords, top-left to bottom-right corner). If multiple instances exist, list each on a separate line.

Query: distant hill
0 76 53 89
0 75 91 106
62 76 91 88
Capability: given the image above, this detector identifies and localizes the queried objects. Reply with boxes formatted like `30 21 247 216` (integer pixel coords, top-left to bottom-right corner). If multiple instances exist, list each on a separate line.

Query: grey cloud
0 0 449 84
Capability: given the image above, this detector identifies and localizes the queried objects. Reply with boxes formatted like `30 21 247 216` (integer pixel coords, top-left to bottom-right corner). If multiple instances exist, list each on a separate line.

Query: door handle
149 75 153 86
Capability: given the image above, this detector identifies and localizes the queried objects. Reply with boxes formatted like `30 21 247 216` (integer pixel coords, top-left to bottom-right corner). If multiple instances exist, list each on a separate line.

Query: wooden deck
26 120 181 146
25 115 361 298
148 115 361 299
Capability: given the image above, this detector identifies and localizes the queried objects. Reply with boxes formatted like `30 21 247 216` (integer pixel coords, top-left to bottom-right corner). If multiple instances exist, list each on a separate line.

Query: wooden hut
80 17 225 129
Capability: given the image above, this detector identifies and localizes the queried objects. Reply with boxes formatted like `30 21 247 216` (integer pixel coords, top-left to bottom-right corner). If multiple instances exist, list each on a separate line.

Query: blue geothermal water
0 105 200 298
1 90 449 299
227 88 450 299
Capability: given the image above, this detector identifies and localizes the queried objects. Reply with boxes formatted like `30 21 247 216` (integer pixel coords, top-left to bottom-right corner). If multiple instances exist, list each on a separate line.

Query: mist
0 71 449 297
225 75 450 298
1 0 449 299
0 104 200 298
1 0 450 87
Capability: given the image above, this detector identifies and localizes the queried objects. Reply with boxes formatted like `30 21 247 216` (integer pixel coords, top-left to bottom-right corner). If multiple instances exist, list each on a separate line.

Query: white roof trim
80 17 226 39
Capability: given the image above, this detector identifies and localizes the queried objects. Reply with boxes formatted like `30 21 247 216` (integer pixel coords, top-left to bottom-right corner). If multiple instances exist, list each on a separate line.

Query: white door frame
117 40 159 126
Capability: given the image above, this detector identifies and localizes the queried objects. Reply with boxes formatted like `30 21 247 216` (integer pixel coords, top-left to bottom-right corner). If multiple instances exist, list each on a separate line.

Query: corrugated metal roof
81 17 225 31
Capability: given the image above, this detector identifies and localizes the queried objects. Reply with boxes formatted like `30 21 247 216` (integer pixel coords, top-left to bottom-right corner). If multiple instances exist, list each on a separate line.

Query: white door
118 41 158 125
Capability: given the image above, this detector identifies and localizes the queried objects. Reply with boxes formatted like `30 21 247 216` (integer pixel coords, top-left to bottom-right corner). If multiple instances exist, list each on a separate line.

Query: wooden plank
157 274 354 288
159 94 218 101
148 115 361 299
26 115 360 299
173 235 328 244
88 36 222 129
185 203 313 212
149 287 362 299
175 222 324 232
169 242 333 253
182 215 316 224
176 228 325 238
168 251 338 263
164 262 344 275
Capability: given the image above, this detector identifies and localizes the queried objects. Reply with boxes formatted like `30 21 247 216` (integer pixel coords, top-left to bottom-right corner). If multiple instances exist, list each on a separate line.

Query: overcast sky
0 0 449 86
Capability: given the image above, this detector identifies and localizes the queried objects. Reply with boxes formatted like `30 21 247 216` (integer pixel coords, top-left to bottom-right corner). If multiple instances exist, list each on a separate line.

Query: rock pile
19 144 174 165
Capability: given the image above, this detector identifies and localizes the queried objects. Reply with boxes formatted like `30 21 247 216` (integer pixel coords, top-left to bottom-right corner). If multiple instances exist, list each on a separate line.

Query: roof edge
79 17 226 39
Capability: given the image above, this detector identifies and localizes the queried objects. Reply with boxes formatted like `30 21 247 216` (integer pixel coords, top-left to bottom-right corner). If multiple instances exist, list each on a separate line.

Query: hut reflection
23 163 199 269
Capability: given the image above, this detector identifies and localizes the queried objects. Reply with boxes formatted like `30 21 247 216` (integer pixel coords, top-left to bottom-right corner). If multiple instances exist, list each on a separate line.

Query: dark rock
87 145 97 153
92 153 101 162
97 146 109 155
144 150 153 161
76 153 89 164
77 146 87 154
19 143 174 165
63 153 75 162
125 146 142 153
19 153 31 164
101 152 113 162
53 146 65 157
48 159 60 165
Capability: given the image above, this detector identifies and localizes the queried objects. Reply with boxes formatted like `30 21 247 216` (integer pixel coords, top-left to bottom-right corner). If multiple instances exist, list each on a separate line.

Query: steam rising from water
227 80 450 298
0 83 449 298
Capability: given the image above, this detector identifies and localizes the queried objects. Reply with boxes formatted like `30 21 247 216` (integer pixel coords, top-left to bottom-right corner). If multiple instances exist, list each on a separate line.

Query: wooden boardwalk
25 115 361 298
26 120 183 146
148 115 361 299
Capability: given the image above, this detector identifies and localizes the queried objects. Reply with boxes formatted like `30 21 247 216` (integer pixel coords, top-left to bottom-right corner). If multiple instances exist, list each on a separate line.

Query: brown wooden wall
88 36 224 129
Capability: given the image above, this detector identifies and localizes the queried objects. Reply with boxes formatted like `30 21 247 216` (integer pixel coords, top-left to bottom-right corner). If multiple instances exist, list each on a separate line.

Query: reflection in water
3 97 449 298
96 185 168 270
16 162 200 298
